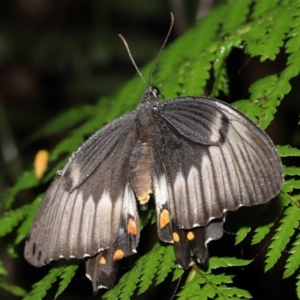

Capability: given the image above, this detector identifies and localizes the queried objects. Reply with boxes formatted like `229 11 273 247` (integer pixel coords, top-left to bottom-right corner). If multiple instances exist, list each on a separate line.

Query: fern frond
24 266 65 300
222 0 250 33
155 243 175 285
284 232 300 278
284 166 300 176
137 244 165 294
55 265 78 299
282 179 300 193
177 265 251 300
29 105 96 141
103 243 167 299
0 204 30 237
251 0 280 18
172 265 185 281
0 281 27 297
265 205 300 271
14 195 42 245
251 223 273 245
5 171 38 209
277 145 300 157
209 256 251 269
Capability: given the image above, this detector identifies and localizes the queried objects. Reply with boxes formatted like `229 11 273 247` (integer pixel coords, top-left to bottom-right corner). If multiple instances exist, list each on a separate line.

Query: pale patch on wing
201 154 214 217
62 163 82 191
57 189 78 258
153 174 169 209
122 185 138 217
187 166 203 225
173 172 189 227
68 190 84 257
208 146 230 208
47 188 71 262
209 113 223 143
95 191 122 252
81 195 96 257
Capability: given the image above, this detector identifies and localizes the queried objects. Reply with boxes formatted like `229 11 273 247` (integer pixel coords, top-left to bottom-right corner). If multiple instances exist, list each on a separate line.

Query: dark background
0 0 299 299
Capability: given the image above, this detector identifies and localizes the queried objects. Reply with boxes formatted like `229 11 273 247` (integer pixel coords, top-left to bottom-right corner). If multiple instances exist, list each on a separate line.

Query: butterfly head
141 86 162 105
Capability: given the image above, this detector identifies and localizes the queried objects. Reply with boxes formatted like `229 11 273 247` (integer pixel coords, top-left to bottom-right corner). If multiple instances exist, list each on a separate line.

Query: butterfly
24 84 283 292
24 14 283 292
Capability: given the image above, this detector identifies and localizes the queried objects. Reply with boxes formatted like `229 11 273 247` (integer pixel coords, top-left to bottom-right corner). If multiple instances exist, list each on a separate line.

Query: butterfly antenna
118 34 148 87
148 12 174 85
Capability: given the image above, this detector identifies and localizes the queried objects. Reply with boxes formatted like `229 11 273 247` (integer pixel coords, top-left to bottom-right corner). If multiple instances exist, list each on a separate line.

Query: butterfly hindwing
25 112 140 289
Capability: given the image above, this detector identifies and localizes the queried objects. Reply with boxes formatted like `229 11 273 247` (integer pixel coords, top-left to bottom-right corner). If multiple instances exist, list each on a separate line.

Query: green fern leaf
200 282 217 299
283 232 300 278
207 273 233 285
251 224 272 245
0 281 27 297
5 170 38 209
282 179 300 193
265 205 300 271
284 166 300 176
233 75 278 126
217 286 252 299
261 7 294 61
222 0 251 33
14 195 42 245
157 5 226 97
209 257 252 269
155 245 175 285
137 244 165 294
252 0 280 18
235 226 252 245
103 243 166 299
55 265 78 299
211 45 231 98
176 274 207 300
286 13 300 52
0 204 29 237
24 266 65 300
29 104 96 141
277 145 300 157
183 52 215 97
102 264 140 300
172 265 185 281
251 199 285 245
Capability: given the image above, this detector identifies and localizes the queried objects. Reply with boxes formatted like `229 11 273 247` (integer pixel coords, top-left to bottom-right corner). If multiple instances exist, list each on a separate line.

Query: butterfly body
25 87 283 292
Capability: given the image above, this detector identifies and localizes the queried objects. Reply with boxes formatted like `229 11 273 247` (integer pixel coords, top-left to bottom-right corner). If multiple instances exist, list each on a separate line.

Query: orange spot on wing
160 209 170 228
34 150 49 179
99 256 106 265
187 231 195 241
172 232 179 242
113 249 125 261
128 218 137 235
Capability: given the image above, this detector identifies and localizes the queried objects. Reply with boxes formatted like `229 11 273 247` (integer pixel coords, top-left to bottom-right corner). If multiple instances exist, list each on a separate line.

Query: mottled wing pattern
24 112 140 289
152 97 282 267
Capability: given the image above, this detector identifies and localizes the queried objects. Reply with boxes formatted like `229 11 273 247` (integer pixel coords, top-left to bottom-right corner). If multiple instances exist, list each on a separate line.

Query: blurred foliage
1 0 300 299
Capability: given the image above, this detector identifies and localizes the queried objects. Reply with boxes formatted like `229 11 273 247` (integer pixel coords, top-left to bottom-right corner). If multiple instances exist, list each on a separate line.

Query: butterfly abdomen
129 92 159 205
130 140 153 205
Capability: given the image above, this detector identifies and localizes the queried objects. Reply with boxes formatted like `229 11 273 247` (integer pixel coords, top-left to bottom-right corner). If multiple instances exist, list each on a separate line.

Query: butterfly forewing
25 112 140 269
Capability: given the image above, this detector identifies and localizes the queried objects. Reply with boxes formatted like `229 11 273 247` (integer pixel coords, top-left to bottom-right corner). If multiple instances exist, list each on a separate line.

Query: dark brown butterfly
24 85 283 291
24 15 283 293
